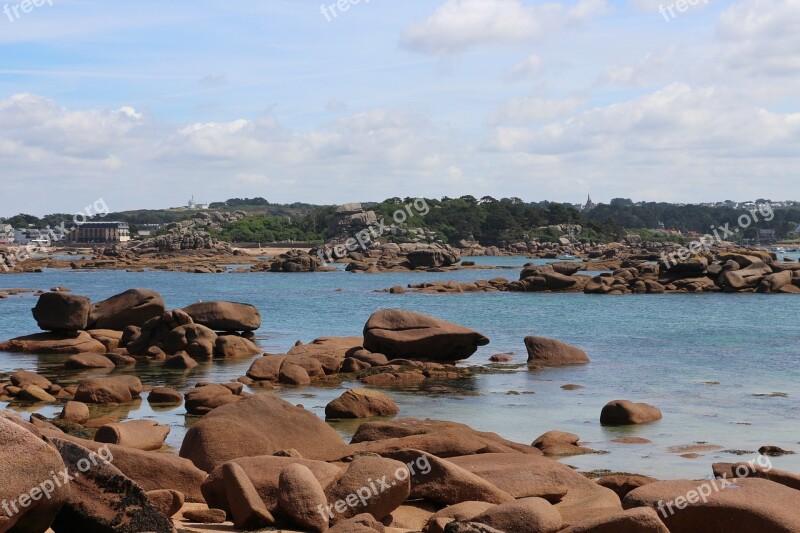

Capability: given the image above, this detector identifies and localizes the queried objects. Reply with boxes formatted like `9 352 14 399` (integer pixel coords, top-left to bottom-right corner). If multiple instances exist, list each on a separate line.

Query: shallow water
1 257 798 480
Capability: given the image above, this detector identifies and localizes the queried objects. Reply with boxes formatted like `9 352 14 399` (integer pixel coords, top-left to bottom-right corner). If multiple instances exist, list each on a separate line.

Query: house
13 228 48 246
65 222 131 243
0 224 13 244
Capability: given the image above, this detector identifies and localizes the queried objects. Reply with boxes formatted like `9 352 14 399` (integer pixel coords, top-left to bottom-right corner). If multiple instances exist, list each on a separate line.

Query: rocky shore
381 249 800 295
1 288 799 532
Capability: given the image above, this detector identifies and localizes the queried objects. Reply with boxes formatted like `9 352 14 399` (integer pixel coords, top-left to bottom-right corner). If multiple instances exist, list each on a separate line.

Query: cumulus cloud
401 0 607 55
488 83 800 154
0 93 466 213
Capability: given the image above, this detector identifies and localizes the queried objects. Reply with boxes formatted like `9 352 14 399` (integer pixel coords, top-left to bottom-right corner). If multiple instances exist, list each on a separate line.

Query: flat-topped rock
363 309 489 362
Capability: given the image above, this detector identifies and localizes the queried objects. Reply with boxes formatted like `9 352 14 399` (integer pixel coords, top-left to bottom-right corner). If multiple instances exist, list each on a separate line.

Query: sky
0 0 798 216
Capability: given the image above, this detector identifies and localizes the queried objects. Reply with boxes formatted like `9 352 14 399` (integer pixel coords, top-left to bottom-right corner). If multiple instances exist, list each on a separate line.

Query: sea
1 254 799 480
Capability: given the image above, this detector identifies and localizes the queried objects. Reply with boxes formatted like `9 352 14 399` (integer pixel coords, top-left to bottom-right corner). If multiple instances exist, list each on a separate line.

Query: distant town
1 196 799 248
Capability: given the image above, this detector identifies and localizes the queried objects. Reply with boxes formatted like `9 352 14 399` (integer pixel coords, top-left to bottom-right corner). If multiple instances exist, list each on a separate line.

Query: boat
558 254 577 260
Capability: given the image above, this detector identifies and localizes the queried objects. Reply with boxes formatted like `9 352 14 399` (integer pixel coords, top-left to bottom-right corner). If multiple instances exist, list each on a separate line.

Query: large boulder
278 463 330 532
348 418 541 458
325 455 411 523
600 400 662 426
325 388 400 419
88 289 166 330
381 449 514 505
446 453 622 525
48 437 175 533
407 245 461 269
182 301 261 332
0 331 106 354
363 310 489 362
624 477 800 532
180 394 348 472
32 292 91 331
525 336 590 366
0 415 70 533
74 376 144 404
222 462 275 530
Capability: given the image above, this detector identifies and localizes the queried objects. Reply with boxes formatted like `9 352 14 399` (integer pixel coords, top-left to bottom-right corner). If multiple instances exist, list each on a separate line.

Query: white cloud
400 0 607 55
717 0 800 77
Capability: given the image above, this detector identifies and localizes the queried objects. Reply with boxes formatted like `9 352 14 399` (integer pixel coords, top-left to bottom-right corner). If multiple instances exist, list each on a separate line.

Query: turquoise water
1 258 799 480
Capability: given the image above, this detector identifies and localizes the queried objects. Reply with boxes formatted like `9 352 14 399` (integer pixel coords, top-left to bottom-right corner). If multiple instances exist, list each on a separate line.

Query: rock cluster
249 249 337 273
387 250 800 295
0 289 262 363
316 242 466 272
133 211 245 253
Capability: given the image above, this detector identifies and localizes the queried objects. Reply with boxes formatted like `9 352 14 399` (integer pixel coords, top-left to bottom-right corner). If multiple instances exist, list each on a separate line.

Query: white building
187 195 210 210
0 224 13 244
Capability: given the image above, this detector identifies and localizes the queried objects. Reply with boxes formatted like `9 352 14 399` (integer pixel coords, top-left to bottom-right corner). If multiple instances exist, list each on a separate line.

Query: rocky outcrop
252 249 334 272
132 211 243 253
363 309 490 361
326 203 379 243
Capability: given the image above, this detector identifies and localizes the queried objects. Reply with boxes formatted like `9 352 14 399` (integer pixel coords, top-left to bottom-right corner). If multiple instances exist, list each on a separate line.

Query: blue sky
1 0 798 215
